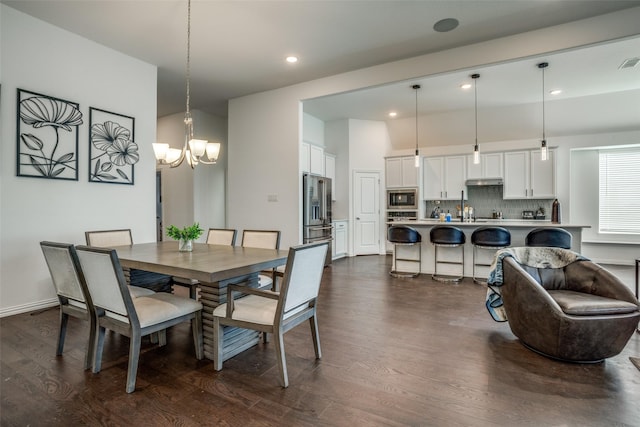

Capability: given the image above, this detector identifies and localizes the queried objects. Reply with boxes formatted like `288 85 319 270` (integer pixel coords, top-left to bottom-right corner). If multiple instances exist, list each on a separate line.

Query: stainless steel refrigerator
303 173 333 265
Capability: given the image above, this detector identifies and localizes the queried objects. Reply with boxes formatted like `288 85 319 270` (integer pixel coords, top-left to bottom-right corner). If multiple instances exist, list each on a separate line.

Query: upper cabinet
504 149 556 199
301 142 310 173
309 144 324 175
423 155 467 200
301 142 325 176
466 152 504 179
385 156 419 188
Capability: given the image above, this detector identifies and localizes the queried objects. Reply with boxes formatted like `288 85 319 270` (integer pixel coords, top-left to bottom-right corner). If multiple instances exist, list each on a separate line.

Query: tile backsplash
425 185 553 220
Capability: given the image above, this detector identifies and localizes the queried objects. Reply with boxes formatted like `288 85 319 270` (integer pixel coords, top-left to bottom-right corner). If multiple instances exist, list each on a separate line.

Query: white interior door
353 171 380 255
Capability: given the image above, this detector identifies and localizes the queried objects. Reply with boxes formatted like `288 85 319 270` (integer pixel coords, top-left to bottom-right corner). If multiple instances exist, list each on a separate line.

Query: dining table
113 241 288 362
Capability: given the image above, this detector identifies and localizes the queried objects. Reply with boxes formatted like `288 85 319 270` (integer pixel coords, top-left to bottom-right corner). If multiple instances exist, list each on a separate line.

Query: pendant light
152 0 221 169
538 62 549 161
471 73 480 164
413 84 421 167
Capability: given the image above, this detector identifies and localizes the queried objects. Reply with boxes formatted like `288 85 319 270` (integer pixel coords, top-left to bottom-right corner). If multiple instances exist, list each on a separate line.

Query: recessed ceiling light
460 83 472 90
285 56 298 64
433 18 459 33
388 112 397 118
550 89 562 95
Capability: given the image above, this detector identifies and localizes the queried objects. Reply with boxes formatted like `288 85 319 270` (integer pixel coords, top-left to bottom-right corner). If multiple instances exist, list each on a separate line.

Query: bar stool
388 225 422 277
430 225 465 282
471 226 511 284
525 227 572 249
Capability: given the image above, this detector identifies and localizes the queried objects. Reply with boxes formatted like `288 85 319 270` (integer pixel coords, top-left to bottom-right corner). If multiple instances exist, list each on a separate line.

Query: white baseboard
0 298 58 318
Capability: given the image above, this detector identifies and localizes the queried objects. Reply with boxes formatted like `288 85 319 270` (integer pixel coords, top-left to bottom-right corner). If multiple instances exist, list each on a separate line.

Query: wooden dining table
113 241 288 362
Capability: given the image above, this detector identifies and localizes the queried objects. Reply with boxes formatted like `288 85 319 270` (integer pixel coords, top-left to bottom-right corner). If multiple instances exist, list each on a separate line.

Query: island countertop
384 220 590 278
387 219 591 228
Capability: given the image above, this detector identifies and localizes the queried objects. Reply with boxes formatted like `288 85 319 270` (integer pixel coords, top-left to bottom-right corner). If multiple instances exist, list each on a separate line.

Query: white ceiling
3 0 640 119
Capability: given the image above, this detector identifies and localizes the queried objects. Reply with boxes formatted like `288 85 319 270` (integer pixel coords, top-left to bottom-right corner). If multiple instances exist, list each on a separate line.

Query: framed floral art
88 107 138 185
17 89 83 180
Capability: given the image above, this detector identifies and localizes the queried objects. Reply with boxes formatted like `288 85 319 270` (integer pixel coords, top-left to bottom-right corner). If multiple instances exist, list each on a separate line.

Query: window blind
598 148 640 235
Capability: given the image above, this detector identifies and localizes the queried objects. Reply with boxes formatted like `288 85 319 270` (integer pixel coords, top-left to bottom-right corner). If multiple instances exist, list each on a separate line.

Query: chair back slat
280 242 328 313
85 229 133 247
40 242 86 303
76 246 131 318
207 228 237 246
241 230 280 250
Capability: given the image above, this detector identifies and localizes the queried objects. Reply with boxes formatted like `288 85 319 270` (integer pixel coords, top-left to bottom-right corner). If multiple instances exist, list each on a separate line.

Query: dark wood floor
2 256 639 426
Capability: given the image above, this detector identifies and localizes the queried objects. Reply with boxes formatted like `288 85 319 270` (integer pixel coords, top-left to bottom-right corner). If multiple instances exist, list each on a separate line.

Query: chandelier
153 0 220 168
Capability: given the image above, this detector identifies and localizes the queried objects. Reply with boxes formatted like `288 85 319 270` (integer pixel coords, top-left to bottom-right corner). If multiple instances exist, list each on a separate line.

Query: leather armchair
502 257 639 362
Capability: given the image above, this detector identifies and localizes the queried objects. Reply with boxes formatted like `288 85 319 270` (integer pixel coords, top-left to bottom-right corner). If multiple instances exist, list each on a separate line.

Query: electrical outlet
267 194 278 202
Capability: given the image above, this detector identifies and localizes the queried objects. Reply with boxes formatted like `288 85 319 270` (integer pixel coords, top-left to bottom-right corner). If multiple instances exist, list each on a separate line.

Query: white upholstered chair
241 229 281 290
76 245 203 393
40 241 96 370
212 241 328 387
206 228 237 246
85 229 170 296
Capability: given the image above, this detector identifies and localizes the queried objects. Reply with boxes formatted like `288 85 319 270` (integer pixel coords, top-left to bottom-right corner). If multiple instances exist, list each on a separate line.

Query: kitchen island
387 219 590 279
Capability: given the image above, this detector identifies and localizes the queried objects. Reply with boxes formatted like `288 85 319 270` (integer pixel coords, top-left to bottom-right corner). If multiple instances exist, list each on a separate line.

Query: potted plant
166 223 204 252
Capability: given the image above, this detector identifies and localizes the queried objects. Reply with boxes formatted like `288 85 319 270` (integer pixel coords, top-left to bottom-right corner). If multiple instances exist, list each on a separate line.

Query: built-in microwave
387 188 418 210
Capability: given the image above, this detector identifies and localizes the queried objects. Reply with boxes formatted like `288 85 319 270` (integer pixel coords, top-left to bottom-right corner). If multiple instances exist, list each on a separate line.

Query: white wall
227 8 640 254
0 5 158 316
302 113 325 147
156 110 227 240
348 119 392 255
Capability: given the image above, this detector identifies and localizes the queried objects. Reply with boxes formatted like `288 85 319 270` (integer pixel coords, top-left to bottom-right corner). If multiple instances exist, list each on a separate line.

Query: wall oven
387 188 418 210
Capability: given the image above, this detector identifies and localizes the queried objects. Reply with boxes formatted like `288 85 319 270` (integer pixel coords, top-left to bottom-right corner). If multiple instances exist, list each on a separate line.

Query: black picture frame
89 107 138 185
17 88 82 180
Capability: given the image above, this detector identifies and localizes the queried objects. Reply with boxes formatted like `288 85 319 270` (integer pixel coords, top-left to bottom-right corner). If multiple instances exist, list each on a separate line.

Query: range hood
465 178 504 186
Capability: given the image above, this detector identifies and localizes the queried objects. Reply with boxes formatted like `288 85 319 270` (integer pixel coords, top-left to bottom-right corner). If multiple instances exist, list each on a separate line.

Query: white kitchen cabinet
301 142 326 176
301 142 310 173
325 153 336 200
466 152 503 179
504 149 556 199
332 220 348 259
385 156 419 188
309 144 324 175
423 155 467 200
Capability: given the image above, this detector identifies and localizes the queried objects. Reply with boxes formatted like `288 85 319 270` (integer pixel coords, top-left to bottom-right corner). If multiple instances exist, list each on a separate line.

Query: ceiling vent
618 57 640 69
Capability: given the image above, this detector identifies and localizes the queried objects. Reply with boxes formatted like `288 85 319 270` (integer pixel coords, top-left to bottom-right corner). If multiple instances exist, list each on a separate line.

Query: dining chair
241 229 281 290
39 241 96 370
75 245 204 393
85 229 173 294
206 228 237 246
212 241 328 388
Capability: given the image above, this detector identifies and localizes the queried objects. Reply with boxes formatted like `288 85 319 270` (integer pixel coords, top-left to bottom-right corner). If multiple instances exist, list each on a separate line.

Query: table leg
199 273 261 362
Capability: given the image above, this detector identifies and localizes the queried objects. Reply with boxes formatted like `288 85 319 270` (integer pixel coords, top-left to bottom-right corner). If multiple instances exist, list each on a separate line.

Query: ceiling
304 36 640 147
3 0 640 119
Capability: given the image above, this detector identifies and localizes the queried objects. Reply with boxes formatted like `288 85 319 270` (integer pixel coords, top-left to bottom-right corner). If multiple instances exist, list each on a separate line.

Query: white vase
178 239 193 252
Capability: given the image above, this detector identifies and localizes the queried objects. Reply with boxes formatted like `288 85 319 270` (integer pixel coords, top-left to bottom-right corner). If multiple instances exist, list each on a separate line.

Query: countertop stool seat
388 225 422 278
471 226 511 284
430 225 465 283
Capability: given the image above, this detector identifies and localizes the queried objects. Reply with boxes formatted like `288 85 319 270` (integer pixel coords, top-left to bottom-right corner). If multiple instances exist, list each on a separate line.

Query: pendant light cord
474 75 478 146
538 62 549 141
186 0 191 116
415 86 418 153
